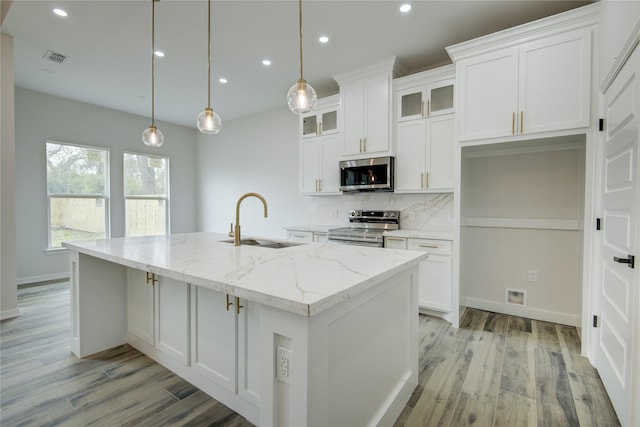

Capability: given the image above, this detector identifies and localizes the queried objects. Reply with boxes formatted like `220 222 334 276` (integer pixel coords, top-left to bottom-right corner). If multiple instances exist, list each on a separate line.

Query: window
124 152 169 237
46 141 109 248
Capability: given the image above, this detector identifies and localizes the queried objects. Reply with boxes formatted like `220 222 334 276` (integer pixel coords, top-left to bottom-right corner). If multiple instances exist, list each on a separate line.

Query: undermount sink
220 238 302 249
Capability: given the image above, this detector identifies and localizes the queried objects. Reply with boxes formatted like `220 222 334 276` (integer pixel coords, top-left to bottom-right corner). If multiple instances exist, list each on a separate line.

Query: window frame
123 151 170 237
45 140 111 251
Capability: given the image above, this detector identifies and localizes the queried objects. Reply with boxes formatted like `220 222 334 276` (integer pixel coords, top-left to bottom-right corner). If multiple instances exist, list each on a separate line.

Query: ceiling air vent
42 50 68 64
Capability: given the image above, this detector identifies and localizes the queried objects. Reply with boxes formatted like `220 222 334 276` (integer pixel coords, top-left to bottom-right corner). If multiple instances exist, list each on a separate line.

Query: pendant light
196 0 222 134
142 0 164 147
287 0 316 114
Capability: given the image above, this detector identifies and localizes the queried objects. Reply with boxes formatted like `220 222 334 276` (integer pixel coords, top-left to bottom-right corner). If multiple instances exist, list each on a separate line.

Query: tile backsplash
300 192 454 232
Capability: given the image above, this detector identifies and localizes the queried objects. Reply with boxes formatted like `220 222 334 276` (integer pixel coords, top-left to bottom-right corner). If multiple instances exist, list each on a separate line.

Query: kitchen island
63 232 426 427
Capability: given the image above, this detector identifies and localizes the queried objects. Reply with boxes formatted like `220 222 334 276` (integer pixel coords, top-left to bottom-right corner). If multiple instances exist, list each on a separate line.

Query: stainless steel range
328 210 400 248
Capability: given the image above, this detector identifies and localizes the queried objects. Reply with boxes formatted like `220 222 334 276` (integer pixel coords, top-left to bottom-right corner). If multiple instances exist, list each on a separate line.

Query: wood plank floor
1 282 620 426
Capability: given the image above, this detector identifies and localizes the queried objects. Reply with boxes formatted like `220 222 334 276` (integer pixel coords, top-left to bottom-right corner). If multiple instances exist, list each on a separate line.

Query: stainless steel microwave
339 156 394 192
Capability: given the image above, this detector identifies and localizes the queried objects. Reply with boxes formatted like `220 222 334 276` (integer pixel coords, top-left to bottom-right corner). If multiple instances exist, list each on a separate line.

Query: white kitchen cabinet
127 269 190 365
300 134 341 195
396 79 454 122
383 236 453 312
286 230 313 242
334 58 395 157
127 268 155 346
300 101 339 139
313 232 328 243
454 27 593 141
191 286 260 404
395 114 455 192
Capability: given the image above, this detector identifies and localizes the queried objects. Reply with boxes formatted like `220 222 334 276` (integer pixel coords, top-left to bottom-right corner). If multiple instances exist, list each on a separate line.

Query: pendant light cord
207 0 211 108
151 0 156 127
298 0 303 80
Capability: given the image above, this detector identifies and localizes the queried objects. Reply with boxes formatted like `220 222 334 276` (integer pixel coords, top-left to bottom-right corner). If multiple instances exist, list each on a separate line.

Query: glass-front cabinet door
396 79 454 122
300 96 340 138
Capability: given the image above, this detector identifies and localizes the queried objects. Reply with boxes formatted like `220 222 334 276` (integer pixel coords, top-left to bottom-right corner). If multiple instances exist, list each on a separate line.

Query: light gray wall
196 104 454 238
1 33 18 319
15 88 198 283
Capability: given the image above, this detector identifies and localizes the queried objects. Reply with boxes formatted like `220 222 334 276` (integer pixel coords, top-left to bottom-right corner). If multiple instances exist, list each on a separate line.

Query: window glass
124 153 169 237
46 141 109 248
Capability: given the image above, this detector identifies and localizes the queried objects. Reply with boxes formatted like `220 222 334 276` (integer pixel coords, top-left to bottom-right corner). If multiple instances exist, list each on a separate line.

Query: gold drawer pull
418 244 439 249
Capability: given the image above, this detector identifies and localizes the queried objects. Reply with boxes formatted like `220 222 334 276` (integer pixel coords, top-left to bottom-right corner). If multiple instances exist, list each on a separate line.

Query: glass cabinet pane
302 115 318 136
321 110 337 133
401 92 423 118
430 85 454 114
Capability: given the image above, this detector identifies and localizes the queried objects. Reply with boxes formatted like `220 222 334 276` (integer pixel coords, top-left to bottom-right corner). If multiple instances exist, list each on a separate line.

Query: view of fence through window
124 153 168 237
46 141 108 248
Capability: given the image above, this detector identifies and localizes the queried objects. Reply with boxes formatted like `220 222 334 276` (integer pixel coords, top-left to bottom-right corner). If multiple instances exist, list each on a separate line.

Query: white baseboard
17 272 69 286
1 308 20 320
464 297 579 326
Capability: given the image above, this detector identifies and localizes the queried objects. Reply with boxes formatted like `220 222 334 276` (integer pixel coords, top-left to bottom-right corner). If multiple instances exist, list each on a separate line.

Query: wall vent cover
43 50 68 64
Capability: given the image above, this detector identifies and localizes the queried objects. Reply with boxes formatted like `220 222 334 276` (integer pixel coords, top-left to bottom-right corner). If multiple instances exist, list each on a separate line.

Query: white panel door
127 268 154 345
395 120 426 192
238 299 261 405
457 48 518 141
191 286 238 392
418 255 452 312
363 74 390 154
320 134 341 193
300 138 321 194
155 276 189 364
426 114 455 190
597 46 639 427
519 28 592 134
342 83 364 155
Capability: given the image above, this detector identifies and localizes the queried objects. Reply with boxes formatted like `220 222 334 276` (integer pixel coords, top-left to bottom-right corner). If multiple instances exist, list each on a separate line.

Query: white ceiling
3 0 592 128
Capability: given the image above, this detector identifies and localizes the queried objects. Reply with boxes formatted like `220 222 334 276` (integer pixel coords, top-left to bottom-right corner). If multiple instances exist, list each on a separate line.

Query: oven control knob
348 210 357 218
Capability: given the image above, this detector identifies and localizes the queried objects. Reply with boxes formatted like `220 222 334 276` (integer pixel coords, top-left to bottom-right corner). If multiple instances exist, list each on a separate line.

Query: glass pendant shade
142 125 164 147
287 79 317 114
196 107 222 134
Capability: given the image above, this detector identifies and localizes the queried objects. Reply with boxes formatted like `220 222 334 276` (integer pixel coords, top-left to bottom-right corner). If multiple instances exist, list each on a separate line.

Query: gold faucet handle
228 222 234 237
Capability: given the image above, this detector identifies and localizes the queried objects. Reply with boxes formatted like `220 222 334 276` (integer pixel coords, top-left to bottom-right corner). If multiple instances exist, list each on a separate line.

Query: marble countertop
64 232 426 317
384 230 453 240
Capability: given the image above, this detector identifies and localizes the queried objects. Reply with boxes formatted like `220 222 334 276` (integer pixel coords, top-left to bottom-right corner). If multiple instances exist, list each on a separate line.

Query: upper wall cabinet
300 102 339 139
395 67 455 123
334 57 396 158
447 4 599 143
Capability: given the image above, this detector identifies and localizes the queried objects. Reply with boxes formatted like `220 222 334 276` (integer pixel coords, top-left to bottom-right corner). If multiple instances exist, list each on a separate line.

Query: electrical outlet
527 269 538 282
276 346 292 384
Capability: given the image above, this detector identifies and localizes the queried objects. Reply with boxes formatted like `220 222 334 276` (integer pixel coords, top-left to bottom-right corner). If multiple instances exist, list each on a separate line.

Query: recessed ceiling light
53 8 68 17
154 50 165 57
318 35 329 44
399 4 412 13
262 59 272 66
219 78 228 84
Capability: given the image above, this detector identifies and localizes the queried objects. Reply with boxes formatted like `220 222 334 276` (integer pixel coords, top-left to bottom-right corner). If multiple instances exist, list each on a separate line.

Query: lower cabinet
127 270 261 407
127 269 190 364
384 237 453 312
191 286 260 405
285 229 329 243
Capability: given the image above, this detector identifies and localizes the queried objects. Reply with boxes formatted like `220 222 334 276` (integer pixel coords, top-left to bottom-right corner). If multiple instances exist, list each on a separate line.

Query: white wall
196 105 454 238
14 88 198 284
1 33 19 319
460 138 586 325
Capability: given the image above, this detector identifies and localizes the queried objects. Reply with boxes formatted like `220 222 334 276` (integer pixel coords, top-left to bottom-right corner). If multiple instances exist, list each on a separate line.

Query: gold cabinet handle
421 100 425 117
512 112 515 134
292 234 306 238
226 294 233 311
319 122 323 134
318 179 322 192
363 137 367 152
386 237 405 241
520 111 524 134
359 138 363 152
317 122 320 135
425 172 429 189
235 297 243 314
420 172 424 189
418 244 439 249
146 272 157 286
427 99 431 116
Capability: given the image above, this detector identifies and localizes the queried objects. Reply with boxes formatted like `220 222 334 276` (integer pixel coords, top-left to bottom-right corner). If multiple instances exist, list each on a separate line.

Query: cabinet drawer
384 236 407 249
407 239 452 255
